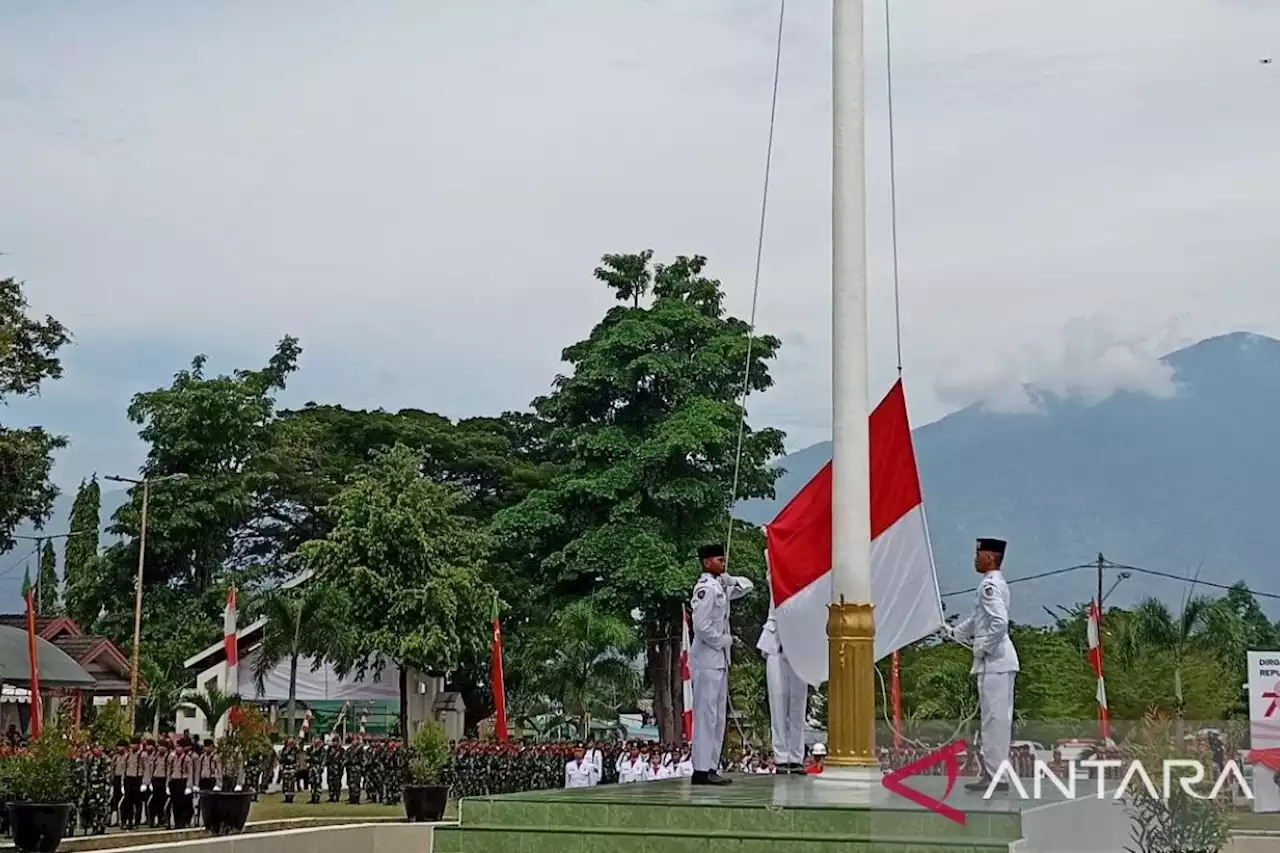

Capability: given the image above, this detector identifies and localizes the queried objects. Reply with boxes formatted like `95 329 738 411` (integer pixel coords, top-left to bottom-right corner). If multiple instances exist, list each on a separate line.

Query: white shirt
616 756 644 783
644 762 673 781
585 748 603 784
953 570 1019 674
690 572 753 671
564 760 594 789
675 758 694 777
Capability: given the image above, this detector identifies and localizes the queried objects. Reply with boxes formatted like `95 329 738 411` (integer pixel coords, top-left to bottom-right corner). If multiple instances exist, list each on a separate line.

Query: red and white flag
1086 600 1110 739
764 380 943 686
680 607 693 742
224 585 239 693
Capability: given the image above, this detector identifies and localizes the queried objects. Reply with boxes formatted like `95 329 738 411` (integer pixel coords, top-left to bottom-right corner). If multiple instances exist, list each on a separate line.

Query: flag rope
723 0 785 570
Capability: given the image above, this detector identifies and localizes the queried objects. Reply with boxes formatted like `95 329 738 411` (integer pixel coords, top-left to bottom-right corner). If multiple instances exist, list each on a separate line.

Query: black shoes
691 770 733 786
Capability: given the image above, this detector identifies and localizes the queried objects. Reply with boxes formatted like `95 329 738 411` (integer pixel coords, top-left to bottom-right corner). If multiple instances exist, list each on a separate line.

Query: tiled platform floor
432 774 1075 853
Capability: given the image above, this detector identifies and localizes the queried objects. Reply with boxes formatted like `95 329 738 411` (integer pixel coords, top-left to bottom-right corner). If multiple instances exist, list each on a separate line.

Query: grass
248 792 407 821
1229 810 1280 833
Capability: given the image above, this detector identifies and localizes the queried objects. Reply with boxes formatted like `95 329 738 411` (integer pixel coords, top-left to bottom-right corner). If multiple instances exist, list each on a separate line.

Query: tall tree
0 278 71 550
37 539 60 615
250 584 346 735
303 444 494 741
63 476 102 626
493 253 785 740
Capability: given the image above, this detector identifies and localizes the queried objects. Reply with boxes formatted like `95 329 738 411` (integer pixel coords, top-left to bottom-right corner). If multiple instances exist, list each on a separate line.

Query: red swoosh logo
881 740 968 825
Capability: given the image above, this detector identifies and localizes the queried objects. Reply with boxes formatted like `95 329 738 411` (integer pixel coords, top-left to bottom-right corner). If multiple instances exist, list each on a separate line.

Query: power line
940 558 1280 602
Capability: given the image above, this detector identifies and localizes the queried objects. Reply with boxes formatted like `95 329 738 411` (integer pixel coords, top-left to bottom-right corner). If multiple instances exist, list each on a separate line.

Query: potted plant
201 706 269 836
2 727 79 852
403 720 450 822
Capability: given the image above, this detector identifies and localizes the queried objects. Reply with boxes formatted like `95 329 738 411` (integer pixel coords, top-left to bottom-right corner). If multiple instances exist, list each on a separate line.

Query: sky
2 0 1279 494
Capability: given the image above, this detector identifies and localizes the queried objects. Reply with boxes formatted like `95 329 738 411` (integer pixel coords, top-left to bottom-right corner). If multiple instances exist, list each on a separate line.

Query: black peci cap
697 543 725 561
976 538 1007 555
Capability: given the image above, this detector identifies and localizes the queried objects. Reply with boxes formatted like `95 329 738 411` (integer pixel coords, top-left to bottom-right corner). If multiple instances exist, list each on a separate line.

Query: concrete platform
435 774 1132 853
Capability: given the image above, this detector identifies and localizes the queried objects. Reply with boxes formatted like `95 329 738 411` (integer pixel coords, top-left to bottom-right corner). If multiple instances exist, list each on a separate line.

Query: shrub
1 727 78 804
407 721 449 785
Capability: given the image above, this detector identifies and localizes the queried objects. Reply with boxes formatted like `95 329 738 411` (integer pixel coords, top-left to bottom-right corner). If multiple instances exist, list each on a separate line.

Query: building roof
0 626 96 688
183 618 268 671
0 615 78 640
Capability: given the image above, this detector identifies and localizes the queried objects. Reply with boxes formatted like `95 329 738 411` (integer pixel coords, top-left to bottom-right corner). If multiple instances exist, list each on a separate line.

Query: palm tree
529 599 641 738
251 584 336 736
185 684 241 734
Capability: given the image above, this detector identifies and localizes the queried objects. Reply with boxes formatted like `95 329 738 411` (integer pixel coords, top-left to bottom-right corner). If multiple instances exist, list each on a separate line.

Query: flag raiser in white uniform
948 538 1019 786
689 542 752 785
757 564 807 772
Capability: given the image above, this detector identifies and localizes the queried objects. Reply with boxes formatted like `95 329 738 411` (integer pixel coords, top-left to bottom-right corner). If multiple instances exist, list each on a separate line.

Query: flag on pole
224 585 239 694
21 568 41 737
680 607 693 742
491 596 509 742
764 380 944 686
1086 600 1110 740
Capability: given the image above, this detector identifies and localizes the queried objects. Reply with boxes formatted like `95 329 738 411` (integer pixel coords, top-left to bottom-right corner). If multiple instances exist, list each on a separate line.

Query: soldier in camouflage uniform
243 750 261 800
279 738 301 803
345 735 365 804
365 740 383 804
305 737 325 804
84 746 111 835
258 742 276 797
325 736 344 802
383 740 403 804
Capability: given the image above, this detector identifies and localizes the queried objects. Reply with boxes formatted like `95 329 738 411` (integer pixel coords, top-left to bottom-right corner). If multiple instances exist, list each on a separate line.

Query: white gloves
213 786 221 792
234 785 242 792
142 785 150 793
185 788 192 795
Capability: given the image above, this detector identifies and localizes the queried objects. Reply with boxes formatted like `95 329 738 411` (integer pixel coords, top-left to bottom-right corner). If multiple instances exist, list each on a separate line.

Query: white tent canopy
239 647 400 702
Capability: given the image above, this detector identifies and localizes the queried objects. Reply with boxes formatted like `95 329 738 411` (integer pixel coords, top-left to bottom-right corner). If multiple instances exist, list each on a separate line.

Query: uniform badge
696 590 706 600
982 585 995 598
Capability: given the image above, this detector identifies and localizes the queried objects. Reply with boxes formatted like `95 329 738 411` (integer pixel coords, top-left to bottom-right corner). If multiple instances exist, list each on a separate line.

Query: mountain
737 332 1280 622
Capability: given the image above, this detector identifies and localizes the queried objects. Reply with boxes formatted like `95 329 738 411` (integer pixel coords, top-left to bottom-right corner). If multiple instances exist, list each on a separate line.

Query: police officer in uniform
689 543 753 786
757 567 807 774
948 538 1019 791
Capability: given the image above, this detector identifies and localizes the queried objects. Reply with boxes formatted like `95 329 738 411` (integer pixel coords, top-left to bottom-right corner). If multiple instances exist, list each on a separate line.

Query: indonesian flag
1086 600 1110 739
21 568 41 737
764 380 944 686
491 596 509 743
224 585 238 693
680 607 693 742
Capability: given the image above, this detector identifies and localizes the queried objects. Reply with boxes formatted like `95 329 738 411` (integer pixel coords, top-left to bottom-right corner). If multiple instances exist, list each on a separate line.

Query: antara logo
881 740 968 825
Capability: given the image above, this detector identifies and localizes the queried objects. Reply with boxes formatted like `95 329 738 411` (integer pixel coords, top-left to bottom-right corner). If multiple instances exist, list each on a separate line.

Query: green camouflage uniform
365 742 383 804
279 743 300 802
305 741 324 803
345 741 365 804
85 753 111 835
325 742 344 802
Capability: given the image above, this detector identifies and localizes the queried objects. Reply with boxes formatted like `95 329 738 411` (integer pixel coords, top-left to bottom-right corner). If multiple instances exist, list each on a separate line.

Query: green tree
302 444 494 742
37 539 60 616
250 584 346 735
493 252 785 740
520 599 642 737
184 685 241 733
63 477 102 627
0 278 71 550
1128 595 1242 723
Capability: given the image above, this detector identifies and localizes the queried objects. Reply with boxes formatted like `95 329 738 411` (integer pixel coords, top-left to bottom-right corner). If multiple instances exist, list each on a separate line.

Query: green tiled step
460 798 1020 844
434 825 1010 853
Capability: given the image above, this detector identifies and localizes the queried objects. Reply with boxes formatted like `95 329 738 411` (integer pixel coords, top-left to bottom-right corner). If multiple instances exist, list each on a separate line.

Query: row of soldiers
254 735 406 806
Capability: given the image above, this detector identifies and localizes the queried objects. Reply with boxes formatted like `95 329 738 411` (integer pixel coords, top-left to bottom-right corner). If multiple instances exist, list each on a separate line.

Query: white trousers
691 667 728 772
765 652 807 764
978 671 1016 778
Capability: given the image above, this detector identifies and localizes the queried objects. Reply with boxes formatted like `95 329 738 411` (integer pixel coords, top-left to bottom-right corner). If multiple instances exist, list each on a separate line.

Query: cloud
934 315 1185 412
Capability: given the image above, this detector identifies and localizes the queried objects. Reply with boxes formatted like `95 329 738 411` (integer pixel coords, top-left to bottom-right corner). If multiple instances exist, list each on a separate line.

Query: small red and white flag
224 585 239 693
764 380 944 685
680 607 693 742
1086 600 1110 739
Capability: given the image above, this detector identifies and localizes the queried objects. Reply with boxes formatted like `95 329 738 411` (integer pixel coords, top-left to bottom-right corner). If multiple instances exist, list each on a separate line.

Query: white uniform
585 747 604 785
675 757 694 777
616 755 644 783
564 759 594 788
644 762 673 781
690 571 753 772
953 569 1018 779
757 581 807 766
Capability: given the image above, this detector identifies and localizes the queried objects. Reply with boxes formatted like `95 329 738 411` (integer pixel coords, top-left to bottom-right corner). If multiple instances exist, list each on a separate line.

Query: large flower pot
402 785 448 822
8 803 72 853
200 790 254 836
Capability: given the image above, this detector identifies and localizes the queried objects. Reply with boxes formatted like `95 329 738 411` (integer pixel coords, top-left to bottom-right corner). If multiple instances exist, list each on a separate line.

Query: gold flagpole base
825 599 880 769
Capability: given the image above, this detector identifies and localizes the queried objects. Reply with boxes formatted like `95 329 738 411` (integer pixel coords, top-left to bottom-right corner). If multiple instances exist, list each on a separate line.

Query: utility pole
1096 552 1105 613
12 531 97 617
105 473 188 730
